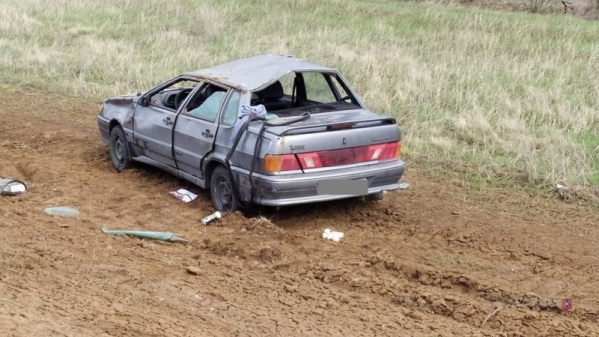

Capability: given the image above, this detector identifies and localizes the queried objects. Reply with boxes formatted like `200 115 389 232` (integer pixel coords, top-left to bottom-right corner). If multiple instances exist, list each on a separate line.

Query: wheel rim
112 135 125 168
215 176 233 211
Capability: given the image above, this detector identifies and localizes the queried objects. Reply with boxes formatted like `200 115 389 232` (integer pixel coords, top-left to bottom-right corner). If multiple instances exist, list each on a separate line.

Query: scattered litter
322 228 344 242
555 183 569 199
169 188 198 203
201 211 222 226
101 227 188 242
44 206 80 217
398 182 410 190
0 178 28 196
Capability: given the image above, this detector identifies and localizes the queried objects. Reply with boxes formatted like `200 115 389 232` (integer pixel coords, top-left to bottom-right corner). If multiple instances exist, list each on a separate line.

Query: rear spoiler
274 117 397 136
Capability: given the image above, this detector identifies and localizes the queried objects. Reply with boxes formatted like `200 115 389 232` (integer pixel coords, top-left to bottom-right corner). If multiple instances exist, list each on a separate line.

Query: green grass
1 0 599 188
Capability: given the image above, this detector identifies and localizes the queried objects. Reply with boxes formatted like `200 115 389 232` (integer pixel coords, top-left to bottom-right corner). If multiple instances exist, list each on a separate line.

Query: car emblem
343 137 348 144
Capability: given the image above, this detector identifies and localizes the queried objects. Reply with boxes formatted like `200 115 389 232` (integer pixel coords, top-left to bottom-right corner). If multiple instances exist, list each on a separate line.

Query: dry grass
420 0 599 17
1 0 599 188
246 216 280 232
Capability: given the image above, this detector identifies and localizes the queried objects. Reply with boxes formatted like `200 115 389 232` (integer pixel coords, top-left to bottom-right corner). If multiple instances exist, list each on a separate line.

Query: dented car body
97 54 406 212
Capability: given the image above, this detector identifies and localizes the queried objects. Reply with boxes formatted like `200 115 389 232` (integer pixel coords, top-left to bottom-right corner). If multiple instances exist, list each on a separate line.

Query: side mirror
139 96 149 106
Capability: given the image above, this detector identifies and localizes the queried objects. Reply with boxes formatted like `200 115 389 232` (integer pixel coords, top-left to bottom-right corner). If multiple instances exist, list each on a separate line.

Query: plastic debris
169 188 198 203
555 183 570 199
101 227 188 242
201 211 222 226
322 228 344 242
44 206 80 217
0 178 27 196
398 182 410 190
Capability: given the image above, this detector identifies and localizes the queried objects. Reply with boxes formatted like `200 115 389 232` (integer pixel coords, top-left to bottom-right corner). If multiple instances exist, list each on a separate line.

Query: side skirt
131 155 207 189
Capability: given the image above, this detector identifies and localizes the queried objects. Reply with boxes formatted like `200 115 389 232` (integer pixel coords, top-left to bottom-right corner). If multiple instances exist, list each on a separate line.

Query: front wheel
109 125 132 173
210 166 241 213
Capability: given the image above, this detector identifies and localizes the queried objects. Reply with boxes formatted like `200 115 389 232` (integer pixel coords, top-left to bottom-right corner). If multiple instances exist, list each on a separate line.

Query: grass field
2 0 599 189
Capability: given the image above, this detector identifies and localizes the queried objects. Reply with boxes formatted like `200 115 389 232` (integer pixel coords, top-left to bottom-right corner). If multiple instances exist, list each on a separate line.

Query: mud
1 88 599 336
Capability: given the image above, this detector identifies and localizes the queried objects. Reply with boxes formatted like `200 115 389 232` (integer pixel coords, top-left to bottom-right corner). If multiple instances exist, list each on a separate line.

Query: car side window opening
247 71 360 117
301 72 337 104
148 79 200 111
221 90 241 126
185 83 227 122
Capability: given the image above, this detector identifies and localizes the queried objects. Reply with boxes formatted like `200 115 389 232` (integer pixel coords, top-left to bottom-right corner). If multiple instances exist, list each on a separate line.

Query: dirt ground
1 88 599 337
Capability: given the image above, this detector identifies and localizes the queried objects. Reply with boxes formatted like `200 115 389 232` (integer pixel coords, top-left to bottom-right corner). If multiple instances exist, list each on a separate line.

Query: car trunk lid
253 109 402 174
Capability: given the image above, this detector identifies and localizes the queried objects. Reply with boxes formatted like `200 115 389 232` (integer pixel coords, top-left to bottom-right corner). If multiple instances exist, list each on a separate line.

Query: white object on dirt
0 178 27 196
398 182 410 190
322 228 344 242
201 211 222 226
169 188 198 203
44 206 80 217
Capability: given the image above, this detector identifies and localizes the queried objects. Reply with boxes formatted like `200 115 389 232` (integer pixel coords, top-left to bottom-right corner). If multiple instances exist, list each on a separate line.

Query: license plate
317 178 368 196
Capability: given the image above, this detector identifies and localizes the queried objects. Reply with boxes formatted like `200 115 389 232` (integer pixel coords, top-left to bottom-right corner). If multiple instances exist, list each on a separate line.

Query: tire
109 125 132 173
365 191 385 202
210 165 241 213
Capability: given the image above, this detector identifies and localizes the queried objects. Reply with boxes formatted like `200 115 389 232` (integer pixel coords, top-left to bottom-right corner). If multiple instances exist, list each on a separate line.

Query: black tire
109 125 132 173
210 165 241 213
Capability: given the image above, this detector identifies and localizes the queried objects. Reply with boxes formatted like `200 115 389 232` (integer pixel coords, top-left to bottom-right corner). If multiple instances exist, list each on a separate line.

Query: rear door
172 82 235 178
133 77 200 167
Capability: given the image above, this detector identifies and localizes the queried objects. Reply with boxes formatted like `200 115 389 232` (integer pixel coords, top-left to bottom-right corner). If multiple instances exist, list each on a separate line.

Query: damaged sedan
97 54 407 212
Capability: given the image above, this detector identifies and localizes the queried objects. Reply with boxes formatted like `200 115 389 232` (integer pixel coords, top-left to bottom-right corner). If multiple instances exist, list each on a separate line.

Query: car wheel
365 192 385 202
210 166 240 213
109 125 132 173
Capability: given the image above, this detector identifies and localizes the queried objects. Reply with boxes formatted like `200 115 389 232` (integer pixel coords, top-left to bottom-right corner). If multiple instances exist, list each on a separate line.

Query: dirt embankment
1 89 599 336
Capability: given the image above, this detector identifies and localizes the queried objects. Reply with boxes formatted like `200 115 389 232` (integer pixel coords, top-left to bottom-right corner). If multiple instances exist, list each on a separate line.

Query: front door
172 82 231 178
133 77 201 168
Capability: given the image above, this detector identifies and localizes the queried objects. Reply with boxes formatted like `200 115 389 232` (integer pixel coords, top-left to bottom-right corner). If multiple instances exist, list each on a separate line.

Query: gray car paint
97 54 406 208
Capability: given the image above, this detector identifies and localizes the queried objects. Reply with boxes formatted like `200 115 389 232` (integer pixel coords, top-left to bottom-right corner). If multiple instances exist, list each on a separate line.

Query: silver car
97 54 406 212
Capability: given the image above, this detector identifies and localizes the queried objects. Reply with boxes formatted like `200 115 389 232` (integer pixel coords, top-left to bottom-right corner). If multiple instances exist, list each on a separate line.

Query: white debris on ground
169 188 198 203
201 211 222 226
0 178 27 196
322 228 344 242
555 183 570 200
44 206 80 217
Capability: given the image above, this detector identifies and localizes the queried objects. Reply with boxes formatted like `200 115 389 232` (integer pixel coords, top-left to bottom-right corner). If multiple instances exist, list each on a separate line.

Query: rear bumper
231 159 406 207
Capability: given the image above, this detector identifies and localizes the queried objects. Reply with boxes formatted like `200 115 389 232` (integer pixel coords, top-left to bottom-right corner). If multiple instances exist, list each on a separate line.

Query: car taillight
296 141 401 170
378 141 400 160
264 154 301 172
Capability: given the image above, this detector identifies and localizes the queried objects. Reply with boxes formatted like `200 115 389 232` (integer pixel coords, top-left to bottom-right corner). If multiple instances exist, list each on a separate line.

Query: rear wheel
109 125 132 173
210 166 241 213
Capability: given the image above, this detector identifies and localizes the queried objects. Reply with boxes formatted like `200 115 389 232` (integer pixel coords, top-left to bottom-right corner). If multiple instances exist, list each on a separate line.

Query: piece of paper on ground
169 188 198 203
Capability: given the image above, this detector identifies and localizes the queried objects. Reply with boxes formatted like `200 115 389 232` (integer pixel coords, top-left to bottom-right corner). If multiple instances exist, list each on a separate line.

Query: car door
133 77 200 168
172 82 230 178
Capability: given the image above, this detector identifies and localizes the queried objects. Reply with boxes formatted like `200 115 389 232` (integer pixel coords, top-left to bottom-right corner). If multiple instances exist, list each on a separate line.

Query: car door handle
201 129 214 138
163 117 173 125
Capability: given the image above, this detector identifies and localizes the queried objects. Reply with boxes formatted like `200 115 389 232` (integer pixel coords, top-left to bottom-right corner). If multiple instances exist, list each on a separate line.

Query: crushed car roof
182 54 338 91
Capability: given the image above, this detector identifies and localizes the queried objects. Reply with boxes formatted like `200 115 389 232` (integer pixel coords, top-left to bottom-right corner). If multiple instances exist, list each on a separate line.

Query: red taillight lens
295 141 400 170
379 141 400 160
296 152 323 169
264 154 301 172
